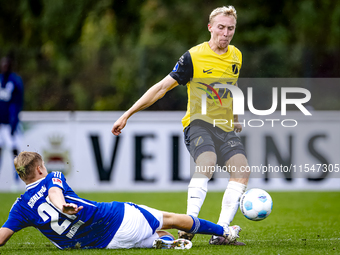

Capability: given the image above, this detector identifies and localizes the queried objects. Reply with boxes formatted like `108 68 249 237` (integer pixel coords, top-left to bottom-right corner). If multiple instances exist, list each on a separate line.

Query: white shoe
223 225 241 242
152 238 193 249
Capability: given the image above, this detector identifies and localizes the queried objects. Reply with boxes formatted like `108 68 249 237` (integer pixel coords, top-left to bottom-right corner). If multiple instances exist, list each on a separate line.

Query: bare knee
195 151 217 179
226 154 250 184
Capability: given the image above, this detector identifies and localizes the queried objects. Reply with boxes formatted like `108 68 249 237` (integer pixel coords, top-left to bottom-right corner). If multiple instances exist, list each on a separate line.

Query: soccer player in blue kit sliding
0 151 241 250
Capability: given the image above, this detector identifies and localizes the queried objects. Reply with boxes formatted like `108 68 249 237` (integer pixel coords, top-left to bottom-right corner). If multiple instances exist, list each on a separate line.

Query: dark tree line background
1 0 339 111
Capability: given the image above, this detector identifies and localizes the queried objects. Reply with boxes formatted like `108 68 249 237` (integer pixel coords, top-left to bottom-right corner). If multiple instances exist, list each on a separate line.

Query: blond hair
14 151 43 181
209 6 237 24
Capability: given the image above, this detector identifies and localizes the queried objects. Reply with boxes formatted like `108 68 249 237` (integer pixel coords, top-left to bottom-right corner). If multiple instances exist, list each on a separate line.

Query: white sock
217 181 247 227
186 174 209 217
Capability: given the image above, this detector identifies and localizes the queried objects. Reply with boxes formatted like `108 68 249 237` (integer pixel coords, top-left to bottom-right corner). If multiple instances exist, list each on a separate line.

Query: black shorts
184 120 246 166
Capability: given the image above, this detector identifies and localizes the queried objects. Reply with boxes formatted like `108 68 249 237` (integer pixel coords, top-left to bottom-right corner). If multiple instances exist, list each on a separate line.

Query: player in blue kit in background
0 56 24 181
0 151 241 250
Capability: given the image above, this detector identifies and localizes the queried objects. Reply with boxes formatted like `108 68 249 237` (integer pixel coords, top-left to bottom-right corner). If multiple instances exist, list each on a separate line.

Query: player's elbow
150 84 166 101
154 76 177 98
0 227 14 246
0 235 10 247
0 235 8 246
157 87 168 99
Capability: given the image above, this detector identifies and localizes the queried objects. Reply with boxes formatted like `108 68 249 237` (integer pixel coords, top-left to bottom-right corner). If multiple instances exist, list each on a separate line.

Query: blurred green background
1 0 339 111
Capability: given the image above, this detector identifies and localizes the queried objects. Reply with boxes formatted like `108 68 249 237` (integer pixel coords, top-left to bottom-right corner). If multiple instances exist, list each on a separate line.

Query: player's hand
62 203 83 215
234 123 243 133
112 116 127 136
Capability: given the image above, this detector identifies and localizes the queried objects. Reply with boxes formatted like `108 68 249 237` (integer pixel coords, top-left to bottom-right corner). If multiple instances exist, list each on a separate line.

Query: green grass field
0 191 339 254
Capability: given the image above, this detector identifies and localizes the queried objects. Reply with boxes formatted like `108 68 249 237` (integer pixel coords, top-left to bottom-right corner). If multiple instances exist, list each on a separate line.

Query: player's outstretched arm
0 227 14 247
48 187 83 215
111 75 178 136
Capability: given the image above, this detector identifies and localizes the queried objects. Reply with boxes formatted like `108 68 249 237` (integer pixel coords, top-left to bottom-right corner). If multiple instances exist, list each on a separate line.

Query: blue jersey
2 172 125 249
0 72 24 134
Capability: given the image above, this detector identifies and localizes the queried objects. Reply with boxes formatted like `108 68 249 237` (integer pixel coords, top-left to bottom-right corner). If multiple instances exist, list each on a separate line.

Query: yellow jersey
170 42 242 132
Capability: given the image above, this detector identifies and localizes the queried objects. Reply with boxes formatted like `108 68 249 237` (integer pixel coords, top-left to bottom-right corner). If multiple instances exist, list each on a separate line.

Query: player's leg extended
181 122 217 240
217 154 249 227
179 151 216 240
187 151 216 217
162 212 240 241
184 123 217 218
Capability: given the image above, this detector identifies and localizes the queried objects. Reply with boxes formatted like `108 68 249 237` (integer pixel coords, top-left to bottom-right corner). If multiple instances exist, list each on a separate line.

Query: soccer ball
240 188 273 221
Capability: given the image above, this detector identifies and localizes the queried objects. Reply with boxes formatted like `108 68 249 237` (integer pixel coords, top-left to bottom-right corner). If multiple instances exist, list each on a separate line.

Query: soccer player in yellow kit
112 6 250 245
